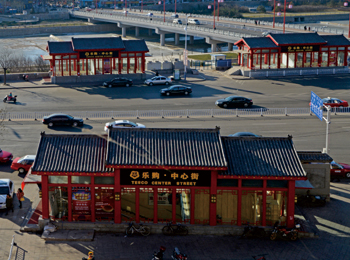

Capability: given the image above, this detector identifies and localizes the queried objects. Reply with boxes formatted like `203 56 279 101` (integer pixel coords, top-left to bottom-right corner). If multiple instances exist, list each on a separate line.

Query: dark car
331 161 350 180
103 77 133 88
42 114 84 128
215 96 253 108
160 85 192 96
229 132 261 137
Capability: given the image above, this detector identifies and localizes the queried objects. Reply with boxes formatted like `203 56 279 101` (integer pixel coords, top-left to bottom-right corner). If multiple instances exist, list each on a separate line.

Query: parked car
160 85 192 96
0 149 13 163
322 97 348 108
104 120 145 132
331 161 350 180
229 132 261 137
11 155 35 174
123 10 128 14
173 18 182 24
144 76 172 86
215 96 253 108
42 114 84 128
147 12 153 17
171 13 179 18
103 77 133 87
187 18 200 25
0 179 15 209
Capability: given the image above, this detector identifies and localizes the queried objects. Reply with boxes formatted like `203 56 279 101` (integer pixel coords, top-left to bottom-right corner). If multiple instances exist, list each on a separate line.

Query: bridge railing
3 107 350 121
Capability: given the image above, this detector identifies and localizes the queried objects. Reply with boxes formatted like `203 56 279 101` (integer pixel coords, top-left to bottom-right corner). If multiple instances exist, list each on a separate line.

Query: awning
21 169 41 190
295 179 314 189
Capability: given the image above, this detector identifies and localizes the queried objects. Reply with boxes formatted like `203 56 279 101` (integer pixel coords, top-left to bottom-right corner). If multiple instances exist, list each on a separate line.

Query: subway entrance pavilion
234 33 350 69
44 37 149 76
29 128 307 228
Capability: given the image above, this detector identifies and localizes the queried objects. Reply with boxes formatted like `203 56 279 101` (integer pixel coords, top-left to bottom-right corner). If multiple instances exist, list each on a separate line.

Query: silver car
144 76 172 86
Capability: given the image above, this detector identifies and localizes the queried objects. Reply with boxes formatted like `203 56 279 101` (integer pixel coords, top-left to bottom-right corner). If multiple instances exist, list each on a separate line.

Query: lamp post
184 15 189 81
141 0 143 13
175 0 176 14
95 0 98 13
345 2 350 37
217 0 223 21
273 0 276 28
213 0 216 29
3 68 7 85
125 0 127 16
163 0 165 22
282 1 292 33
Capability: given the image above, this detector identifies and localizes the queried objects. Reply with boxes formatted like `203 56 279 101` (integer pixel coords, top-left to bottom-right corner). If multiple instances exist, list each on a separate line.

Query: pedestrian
258 21 260 25
155 71 159 76
17 188 24 209
255 20 257 25
304 26 307 31
308 26 311 31
5 194 14 215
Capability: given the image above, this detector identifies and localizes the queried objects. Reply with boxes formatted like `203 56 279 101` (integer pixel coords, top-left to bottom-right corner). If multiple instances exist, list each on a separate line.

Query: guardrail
248 67 350 78
3 107 350 121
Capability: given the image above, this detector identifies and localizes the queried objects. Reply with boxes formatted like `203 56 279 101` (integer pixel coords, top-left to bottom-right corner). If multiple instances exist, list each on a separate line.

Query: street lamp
344 2 350 37
283 0 292 33
184 15 189 81
213 0 216 29
217 0 223 21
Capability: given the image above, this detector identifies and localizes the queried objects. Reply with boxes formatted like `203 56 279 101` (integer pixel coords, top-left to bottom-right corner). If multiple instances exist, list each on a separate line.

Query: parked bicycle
162 222 189 236
125 222 151 236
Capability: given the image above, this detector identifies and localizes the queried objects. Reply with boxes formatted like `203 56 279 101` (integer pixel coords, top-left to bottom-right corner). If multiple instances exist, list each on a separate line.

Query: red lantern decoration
344 2 348 6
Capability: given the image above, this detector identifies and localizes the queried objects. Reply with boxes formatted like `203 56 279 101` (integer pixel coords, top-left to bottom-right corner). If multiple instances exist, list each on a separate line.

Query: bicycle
252 254 268 260
162 222 189 236
125 222 151 236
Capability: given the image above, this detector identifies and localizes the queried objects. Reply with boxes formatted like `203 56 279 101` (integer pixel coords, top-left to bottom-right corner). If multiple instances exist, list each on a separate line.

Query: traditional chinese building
27 128 307 228
234 33 350 70
44 37 149 77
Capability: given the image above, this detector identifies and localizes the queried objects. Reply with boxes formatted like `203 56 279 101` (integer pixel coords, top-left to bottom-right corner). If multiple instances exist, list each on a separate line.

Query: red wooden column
76 58 80 76
237 179 242 226
134 55 137 73
262 180 267 226
94 58 96 75
61 60 63 76
127 54 130 74
114 169 121 223
91 177 95 222
135 188 140 223
141 53 145 73
250 51 253 69
41 175 49 219
118 59 122 74
209 170 218 226
345 47 348 66
190 188 195 224
287 180 295 228
153 188 158 223
52 57 56 76
172 188 176 224
68 177 72 222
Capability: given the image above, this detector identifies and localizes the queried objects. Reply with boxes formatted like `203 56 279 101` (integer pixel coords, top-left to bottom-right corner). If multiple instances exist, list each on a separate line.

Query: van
0 179 15 209
187 19 200 25
173 19 182 25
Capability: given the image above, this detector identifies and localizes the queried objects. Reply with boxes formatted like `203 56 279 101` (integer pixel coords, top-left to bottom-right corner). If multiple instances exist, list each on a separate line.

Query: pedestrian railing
2 107 350 121
248 67 350 78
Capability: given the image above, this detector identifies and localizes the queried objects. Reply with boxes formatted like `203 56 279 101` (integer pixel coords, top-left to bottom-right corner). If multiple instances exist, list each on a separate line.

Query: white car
123 10 128 14
0 179 15 210
104 120 146 132
144 76 172 86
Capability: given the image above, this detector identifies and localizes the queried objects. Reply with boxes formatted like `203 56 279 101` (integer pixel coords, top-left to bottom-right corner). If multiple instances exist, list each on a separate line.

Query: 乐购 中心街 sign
79 51 119 59
281 45 320 52
120 169 211 187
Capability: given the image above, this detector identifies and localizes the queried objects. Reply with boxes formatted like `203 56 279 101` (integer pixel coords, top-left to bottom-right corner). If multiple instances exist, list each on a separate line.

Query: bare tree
34 56 47 72
0 48 15 85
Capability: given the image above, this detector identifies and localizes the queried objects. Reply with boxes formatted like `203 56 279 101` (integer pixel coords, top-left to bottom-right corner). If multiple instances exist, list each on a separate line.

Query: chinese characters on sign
120 169 211 187
281 45 320 53
79 51 119 59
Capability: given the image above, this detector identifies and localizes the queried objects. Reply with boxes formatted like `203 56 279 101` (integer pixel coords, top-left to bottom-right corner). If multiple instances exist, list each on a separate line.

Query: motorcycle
152 246 166 260
162 222 189 236
241 223 266 238
252 254 268 260
270 222 300 241
172 247 187 260
3 95 17 104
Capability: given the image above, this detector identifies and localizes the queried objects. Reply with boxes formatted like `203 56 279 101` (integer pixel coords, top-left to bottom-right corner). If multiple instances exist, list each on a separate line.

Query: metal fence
3 107 350 121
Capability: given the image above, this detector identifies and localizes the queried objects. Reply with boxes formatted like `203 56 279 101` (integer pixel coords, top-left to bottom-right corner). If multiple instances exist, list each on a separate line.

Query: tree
0 48 15 85
257 5 266 13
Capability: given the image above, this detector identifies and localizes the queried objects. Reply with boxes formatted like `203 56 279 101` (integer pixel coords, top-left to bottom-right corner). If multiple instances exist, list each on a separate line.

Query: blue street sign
310 91 323 121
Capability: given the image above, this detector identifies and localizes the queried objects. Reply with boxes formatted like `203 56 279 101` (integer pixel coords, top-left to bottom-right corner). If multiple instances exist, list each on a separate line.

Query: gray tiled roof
47 41 77 54
72 36 125 50
32 133 110 173
321 35 350 46
297 151 333 163
122 40 149 52
242 37 278 48
106 128 227 168
269 33 326 45
221 136 306 177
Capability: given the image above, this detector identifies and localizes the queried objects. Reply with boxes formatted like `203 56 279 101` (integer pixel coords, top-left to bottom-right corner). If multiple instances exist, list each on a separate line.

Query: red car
322 97 348 108
0 149 13 163
331 161 350 180
10 155 35 174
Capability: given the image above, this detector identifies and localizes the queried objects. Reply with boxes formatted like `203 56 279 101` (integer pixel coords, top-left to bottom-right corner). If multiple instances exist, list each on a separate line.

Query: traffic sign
310 91 323 121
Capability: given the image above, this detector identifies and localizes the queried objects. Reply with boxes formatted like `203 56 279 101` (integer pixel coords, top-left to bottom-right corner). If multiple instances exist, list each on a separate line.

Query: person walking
5 194 14 215
17 188 24 209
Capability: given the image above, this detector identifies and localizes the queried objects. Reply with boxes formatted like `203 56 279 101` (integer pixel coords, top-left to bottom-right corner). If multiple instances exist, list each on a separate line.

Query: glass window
94 177 114 185
70 55 77 59
216 190 237 225
311 52 319 67
321 47 328 51
241 190 263 226
55 55 61 59
121 188 136 222
128 53 135 57
262 49 270 53
242 180 263 187
62 55 69 59
121 53 127 57
280 53 287 68
329 47 337 51
271 49 278 53
139 188 154 223
71 176 91 184
296 52 303 68
252 54 261 69
176 189 191 223
288 53 295 68
304 52 311 67
72 187 92 221
49 186 68 220
217 179 238 187
157 188 173 223
254 49 261 53
321 52 328 67
338 51 345 66
329 51 337 66
270 52 278 69
136 53 143 56
266 191 287 226
267 180 288 188
194 189 209 225
261 53 269 69
48 176 68 184
338 47 345 51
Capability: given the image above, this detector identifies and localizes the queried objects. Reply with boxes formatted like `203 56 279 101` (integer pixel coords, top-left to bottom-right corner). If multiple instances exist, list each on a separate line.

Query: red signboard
95 187 114 218
72 190 91 215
